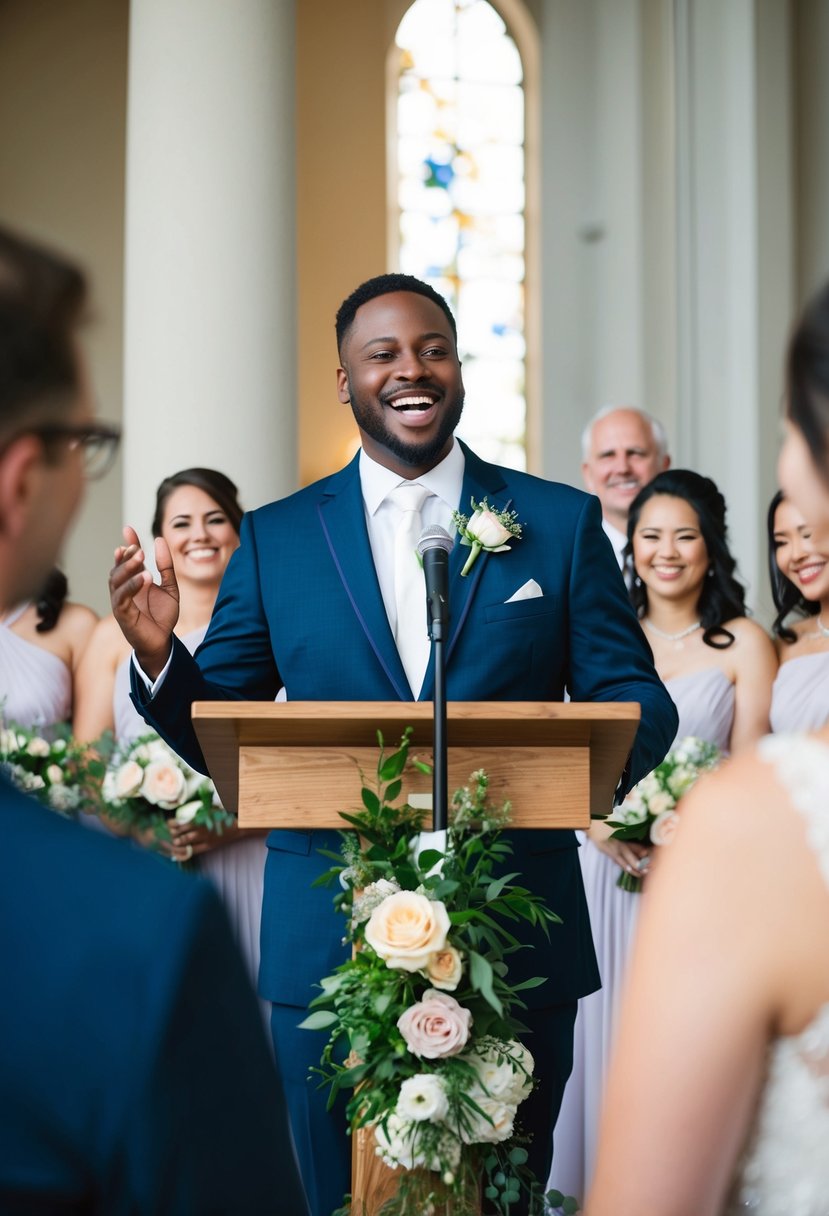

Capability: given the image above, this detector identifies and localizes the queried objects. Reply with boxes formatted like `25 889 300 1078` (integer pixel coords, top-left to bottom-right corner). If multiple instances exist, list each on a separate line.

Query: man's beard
347 382 465 469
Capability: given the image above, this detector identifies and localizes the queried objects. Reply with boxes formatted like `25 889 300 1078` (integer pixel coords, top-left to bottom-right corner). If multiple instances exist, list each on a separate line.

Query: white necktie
389 482 431 697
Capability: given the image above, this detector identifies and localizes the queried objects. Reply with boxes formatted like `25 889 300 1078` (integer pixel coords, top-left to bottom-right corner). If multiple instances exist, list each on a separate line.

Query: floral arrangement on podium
0 719 98 817
304 730 576 1215
99 731 234 845
607 735 721 892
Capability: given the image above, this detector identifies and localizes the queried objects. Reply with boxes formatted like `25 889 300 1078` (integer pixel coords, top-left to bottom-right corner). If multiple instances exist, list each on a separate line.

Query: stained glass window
393 0 527 470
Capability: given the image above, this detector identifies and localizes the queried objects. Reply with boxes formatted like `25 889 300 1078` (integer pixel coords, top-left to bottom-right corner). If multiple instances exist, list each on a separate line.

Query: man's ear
0 435 44 541
336 368 351 404
662 454 672 471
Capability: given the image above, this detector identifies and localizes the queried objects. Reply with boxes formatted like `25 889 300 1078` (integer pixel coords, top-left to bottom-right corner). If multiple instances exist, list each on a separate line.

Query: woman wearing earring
768 490 829 731
554 469 776 1204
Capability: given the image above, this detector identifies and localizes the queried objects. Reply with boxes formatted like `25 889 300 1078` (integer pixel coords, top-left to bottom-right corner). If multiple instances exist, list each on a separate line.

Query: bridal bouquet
0 720 96 817
607 735 721 892
305 730 573 1215
100 731 234 846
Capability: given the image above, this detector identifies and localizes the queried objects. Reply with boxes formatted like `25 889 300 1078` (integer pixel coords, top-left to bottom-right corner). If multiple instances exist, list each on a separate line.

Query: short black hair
626 468 747 649
335 273 457 355
0 226 87 441
151 467 244 539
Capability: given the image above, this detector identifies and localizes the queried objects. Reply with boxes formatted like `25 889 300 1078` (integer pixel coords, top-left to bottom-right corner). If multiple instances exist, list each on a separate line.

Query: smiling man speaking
113 273 677 1216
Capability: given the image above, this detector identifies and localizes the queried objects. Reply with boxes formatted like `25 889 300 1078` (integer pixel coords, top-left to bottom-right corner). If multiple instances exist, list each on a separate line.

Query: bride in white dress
586 282 829 1215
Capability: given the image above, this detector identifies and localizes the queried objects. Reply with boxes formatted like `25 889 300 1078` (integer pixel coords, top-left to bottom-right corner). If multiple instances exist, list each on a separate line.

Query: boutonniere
451 496 523 576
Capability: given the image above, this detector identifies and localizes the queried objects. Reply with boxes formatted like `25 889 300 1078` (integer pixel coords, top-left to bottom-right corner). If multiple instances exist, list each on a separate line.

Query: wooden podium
192 699 640 1214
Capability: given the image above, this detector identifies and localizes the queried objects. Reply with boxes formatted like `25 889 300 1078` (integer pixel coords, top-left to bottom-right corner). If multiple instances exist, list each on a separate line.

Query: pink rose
651 809 679 846
397 989 472 1059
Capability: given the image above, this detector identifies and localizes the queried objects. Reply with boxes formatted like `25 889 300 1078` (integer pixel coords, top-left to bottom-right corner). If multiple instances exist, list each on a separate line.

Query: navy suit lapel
419 443 510 699
316 455 413 700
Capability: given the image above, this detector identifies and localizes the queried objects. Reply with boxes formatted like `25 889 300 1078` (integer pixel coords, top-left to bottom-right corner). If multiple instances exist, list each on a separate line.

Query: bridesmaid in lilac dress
552 471 777 1203
0 568 96 732
768 491 829 732
74 469 267 989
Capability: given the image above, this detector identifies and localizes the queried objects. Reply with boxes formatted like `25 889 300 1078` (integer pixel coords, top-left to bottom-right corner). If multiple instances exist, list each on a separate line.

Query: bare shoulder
85 614 132 666
61 601 98 638
724 616 775 653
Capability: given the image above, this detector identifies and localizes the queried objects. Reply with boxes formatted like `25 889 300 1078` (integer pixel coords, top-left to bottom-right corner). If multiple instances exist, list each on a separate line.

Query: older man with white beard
581 406 671 581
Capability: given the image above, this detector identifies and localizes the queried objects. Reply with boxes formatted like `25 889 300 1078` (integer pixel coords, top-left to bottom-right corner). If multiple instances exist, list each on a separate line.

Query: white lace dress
723 733 829 1215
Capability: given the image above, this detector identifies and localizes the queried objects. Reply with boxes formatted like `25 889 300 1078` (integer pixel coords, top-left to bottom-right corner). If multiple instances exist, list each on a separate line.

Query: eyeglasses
32 422 122 480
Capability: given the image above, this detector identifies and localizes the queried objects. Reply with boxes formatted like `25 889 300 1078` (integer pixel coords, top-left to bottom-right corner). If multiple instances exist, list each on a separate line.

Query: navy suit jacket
0 781 306 1215
133 443 677 1010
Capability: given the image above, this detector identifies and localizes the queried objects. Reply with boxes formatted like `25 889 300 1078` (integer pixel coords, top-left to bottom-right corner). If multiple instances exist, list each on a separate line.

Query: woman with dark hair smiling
75 468 268 992
768 489 829 731
587 286 829 1215
556 468 776 1205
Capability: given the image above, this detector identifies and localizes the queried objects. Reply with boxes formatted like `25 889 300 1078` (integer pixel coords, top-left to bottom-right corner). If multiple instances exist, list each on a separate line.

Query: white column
674 0 793 617
123 0 296 533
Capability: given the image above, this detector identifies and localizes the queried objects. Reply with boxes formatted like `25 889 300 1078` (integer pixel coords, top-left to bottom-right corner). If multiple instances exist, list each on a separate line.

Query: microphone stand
428 598 448 833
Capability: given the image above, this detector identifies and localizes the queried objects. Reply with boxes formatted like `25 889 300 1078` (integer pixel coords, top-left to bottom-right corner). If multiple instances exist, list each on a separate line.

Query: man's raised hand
109 525 180 680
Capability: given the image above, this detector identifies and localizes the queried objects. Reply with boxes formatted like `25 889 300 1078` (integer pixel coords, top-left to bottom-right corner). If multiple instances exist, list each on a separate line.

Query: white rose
364 891 450 971
23 773 45 791
466 1038 534 1105
26 737 50 757
374 1114 424 1170
650 809 680 846
113 760 144 800
618 798 648 826
45 764 64 785
423 945 463 991
667 766 694 798
174 800 202 825
467 508 513 549
146 739 174 762
396 1074 449 1123
460 1091 516 1144
48 783 79 812
140 759 187 808
647 791 674 816
0 728 19 754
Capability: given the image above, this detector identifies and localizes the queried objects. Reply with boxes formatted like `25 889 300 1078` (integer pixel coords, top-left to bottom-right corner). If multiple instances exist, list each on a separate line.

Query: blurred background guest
0 567 96 731
0 222 305 1215
768 490 829 731
587 283 829 1216
556 468 776 1204
580 406 671 580
74 467 267 988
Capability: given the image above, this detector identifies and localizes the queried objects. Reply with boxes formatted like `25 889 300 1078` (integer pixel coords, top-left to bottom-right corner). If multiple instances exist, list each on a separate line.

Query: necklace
816 616 829 639
644 618 701 643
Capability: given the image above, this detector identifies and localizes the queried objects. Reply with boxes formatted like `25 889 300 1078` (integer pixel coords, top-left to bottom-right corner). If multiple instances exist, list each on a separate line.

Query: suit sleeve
130 512 282 772
123 879 308 1215
565 494 678 795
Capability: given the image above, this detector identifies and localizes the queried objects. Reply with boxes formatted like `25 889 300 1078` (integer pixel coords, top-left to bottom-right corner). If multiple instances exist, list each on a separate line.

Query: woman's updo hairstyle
626 469 747 649
151 468 243 539
34 567 68 633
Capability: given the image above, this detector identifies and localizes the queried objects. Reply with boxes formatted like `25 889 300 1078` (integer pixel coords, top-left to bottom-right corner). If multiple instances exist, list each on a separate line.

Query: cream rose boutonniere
451 497 523 576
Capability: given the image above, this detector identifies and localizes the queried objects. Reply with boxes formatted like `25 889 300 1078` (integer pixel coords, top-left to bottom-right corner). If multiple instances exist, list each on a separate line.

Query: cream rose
26 736 50 757
460 1092 516 1144
45 764 64 785
174 800 201 825
113 760 144 799
467 508 513 550
396 1074 449 1123
423 945 463 991
364 891 450 971
140 759 186 808
648 790 674 816
651 809 679 846
397 989 472 1059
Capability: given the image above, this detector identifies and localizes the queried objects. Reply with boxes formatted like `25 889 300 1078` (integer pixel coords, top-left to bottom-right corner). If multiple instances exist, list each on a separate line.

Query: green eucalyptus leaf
297 1010 338 1031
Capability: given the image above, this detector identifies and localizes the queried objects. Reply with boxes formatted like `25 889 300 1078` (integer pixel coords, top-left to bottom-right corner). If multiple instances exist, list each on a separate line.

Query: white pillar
674 0 794 617
123 0 296 534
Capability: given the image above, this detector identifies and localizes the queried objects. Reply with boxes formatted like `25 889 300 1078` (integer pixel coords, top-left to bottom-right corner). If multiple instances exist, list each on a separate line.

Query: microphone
417 525 453 640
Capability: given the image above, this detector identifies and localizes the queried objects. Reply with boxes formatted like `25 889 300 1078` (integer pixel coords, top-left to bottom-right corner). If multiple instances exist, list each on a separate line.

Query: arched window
390 0 530 470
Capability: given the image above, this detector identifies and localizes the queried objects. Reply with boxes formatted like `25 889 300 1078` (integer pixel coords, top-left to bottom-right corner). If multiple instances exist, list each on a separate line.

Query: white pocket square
505 579 543 603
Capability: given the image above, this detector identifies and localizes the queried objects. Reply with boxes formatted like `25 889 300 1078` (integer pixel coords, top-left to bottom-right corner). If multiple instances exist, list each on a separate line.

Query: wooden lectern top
191 701 640 832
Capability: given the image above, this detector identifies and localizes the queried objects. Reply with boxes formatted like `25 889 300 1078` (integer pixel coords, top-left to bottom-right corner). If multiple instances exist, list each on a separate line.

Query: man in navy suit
115 274 678 1214
0 226 307 1215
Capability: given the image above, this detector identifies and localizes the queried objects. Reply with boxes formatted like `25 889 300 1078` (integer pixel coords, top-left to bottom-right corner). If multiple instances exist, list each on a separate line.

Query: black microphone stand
428 590 448 833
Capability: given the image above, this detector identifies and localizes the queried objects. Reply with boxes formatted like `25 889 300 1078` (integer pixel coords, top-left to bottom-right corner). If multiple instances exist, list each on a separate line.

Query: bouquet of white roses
607 735 721 892
305 731 576 1216
0 720 95 817
100 731 233 847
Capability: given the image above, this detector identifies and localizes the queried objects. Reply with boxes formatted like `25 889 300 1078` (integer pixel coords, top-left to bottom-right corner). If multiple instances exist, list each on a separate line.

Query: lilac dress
770 652 829 733
113 628 266 993
0 604 71 730
552 666 736 1202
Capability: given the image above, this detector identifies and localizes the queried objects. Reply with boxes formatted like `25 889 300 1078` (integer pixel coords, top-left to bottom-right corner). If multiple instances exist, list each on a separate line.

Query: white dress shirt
136 441 466 692
601 518 628 570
